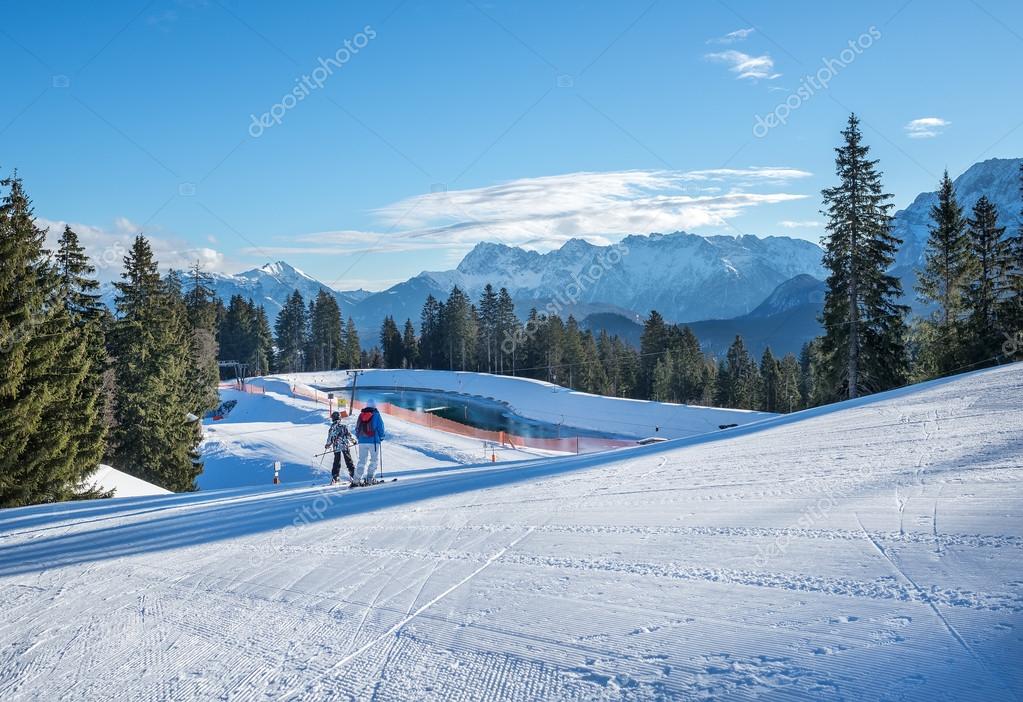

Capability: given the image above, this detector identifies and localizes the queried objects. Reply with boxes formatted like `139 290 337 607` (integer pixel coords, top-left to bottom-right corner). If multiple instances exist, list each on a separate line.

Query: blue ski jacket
355 407 386 444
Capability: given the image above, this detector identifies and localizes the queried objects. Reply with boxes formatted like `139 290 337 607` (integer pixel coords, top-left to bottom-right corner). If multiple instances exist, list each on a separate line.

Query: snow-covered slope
1 364 1021 700
85 464 171 498
280 368 775 439
354 232 826 331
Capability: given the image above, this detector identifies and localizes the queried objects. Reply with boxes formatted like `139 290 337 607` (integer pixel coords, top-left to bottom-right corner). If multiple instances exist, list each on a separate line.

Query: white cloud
778 219 821 229
247 169 811 260
707 28 755 44
705 50 781 80
37 217 240 281
905 117 950 139
357 168 811 252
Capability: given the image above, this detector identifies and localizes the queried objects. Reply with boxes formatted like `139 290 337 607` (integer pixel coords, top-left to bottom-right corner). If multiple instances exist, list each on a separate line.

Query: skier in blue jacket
354 401 386 485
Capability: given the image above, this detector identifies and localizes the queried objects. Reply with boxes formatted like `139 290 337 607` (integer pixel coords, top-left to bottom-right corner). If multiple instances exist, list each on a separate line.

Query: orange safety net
345 398 635 455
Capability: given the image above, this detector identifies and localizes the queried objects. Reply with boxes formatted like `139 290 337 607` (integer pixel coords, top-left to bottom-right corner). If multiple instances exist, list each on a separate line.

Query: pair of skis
347 478 397 489
325 477 398 488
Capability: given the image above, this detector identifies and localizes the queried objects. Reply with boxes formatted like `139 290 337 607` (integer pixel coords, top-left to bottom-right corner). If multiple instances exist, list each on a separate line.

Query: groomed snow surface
1 364 1022 700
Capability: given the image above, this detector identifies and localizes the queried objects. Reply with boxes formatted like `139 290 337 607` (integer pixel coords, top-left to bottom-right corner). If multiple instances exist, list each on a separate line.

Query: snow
278 369 775 440
1 363 1022 700
84 464 171 498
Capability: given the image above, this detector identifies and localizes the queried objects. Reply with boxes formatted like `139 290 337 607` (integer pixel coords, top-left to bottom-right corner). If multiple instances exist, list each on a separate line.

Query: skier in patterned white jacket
325 411 356 485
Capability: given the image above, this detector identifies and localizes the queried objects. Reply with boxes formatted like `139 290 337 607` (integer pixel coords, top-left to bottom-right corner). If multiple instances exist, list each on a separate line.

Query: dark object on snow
637 437 668 445
348 478 397 489
206 399 238 421
718 423 738 430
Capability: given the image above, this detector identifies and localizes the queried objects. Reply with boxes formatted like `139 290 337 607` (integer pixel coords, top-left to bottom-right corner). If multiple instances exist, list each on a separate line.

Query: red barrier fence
356 399 635 455
219 380 265 395
220 380 634 455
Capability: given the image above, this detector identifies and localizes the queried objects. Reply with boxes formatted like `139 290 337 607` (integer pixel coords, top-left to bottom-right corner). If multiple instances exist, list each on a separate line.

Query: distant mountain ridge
100 261 370 318
583 273 827 358
351 231 827 334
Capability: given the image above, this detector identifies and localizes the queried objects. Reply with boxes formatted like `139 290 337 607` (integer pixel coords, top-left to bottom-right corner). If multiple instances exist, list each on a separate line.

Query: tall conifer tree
819 114 908 399
916 171 973 375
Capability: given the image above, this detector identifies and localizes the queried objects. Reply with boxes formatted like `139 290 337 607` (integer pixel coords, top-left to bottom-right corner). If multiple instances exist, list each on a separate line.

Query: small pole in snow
347 369 364 411
273 460 281 485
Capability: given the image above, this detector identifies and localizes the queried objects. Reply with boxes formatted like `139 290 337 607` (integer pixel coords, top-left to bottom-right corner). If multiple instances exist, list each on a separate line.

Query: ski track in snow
0 364 1022 700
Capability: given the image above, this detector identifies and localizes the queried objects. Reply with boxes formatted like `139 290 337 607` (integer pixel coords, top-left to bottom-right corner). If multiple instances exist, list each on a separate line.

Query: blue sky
2 0 1021 290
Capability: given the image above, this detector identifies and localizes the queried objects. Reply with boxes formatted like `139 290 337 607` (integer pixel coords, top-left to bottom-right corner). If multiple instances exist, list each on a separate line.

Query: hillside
1 364 1020 700
584 274 827 357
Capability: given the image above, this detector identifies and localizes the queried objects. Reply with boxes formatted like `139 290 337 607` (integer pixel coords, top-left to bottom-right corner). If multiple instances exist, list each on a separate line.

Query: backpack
357 409 375 437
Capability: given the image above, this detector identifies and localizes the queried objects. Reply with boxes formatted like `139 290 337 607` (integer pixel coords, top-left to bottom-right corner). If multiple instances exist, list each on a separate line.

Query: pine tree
962 195 1010 365
401 318 419 368
182 261 220 414
639 311 669 397
419 295 443 370
651 351 676 402
578 330 606 393
54 225 109 491
759 347 781 412
916 171 973 375
307 290 344 371
477 284 499 373
0 177 98 506
819 113 909 400
777 353 803 413
1000 162 1023 339
716 336 760 409
495 288 519 374
110 235 202 492
440 286 475 371
380 315 403 368
675 326 706 403
561 316 585 389
252 305 275 375
274 290 308 372
344 316 361 368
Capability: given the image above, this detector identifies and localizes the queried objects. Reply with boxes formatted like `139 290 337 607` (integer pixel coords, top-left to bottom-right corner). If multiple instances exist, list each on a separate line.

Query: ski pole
313 449 332 458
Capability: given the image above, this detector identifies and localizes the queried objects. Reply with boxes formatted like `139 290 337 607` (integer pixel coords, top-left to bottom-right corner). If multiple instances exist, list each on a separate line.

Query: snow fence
225 378 636 455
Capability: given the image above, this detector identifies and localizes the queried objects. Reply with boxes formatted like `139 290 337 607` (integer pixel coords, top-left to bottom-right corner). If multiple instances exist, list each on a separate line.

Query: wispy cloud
38 216 240 281
248 168 811 259
707 28 755 44
705 50 781 81
357 168 809 251
778 219 821 229
905 117 950 139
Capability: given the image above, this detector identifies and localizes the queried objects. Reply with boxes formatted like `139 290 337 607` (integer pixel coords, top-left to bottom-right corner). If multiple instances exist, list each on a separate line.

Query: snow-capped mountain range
100 261 371 319
100 158 1019 345
352 232 827 332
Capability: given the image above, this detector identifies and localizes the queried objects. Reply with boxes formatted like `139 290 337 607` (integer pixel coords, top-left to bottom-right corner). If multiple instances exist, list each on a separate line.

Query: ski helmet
331 411 340 421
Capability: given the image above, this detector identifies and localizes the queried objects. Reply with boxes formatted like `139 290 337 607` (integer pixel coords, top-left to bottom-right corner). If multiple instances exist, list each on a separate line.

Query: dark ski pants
332 450 355 482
